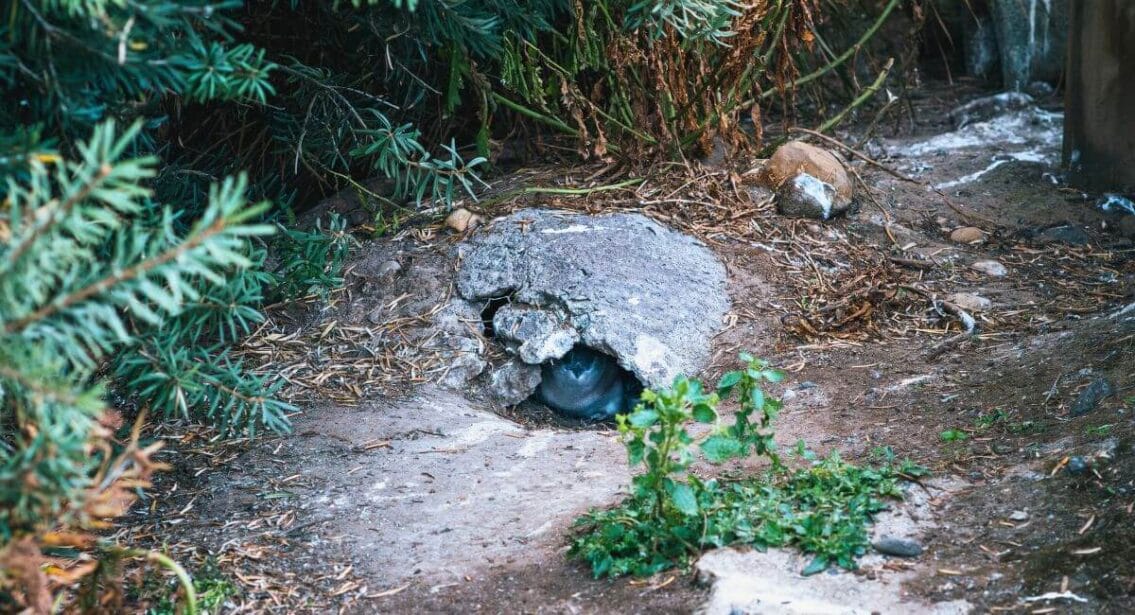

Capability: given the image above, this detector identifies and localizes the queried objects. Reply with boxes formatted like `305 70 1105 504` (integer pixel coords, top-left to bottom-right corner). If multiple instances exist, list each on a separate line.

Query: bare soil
123 80 1135 614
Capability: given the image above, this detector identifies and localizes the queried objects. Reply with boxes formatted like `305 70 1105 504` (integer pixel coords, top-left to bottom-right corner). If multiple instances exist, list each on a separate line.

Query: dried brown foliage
1 413 168 614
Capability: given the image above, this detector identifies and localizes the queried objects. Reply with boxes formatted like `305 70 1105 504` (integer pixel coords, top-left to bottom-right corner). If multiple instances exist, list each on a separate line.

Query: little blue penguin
537 346 640 421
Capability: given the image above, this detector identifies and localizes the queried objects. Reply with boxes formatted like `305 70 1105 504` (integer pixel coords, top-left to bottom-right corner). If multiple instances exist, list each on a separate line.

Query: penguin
537 346 642 421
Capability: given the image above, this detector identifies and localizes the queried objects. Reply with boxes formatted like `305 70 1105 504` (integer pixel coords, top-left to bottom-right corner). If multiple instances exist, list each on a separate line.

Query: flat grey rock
489 360 543 405
1071 378 1114 417
455 210 729 388
492 305 578 364
872 537 924 558
695 548 969 615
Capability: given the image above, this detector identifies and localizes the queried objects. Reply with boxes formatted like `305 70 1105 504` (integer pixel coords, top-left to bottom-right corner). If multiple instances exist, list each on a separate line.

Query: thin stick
790 128 917 185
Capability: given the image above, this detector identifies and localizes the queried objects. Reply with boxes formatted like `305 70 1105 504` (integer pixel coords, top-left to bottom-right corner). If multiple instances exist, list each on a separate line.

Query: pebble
1071 378 1115 417
1009 510 1029 522
1066 456 1090 475
946 292 992 312
376 259 402 277
446 208 484 233
872 537 923 558
971 260 1007 276
950 226 985 244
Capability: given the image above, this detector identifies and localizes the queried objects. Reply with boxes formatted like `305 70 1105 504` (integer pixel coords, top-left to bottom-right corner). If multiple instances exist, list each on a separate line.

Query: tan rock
971 260 1007 276
949 226 985 244
446 208 483 233
946 292 992 312
759 141 853 205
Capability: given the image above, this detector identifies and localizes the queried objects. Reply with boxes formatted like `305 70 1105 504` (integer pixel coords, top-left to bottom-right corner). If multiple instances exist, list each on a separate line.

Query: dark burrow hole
530 345 644 423
480 296 511 337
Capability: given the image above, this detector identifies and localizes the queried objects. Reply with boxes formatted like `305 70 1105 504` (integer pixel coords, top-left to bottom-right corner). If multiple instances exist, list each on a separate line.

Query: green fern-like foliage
0 121 290 539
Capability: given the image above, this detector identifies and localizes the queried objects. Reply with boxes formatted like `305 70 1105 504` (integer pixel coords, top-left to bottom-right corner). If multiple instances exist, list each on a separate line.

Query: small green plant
1084 424 1113 437
939 429 969 442
143 558 237 615
974 409 1008 430
569 354 926 578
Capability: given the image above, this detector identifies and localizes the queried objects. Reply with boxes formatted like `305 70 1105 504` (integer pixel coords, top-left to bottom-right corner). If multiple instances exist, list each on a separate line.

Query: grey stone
1071 378 1115 417
375 259 402 277
747 184 775 204
1037 225 1091 246
872 537 924 558
438 336 486 389
1009 510 1029 522
456 210 729 388
492 305 578 364
695 548 970 615
489 361 543 405
776 173 849 221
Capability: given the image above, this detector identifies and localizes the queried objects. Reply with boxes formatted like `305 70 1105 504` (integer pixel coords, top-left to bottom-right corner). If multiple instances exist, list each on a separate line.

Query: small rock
950 226 985 244
746 184 774 204
872 537 923 558
946 292 992 312
492 305 578 364
1037 225 1091 246
1008 510 1029 522
971 260 1007 276
438 336 486 388
439 353 487 389
1066 456 1090 475
489 361 543 405
376 259 402 278
446 208 483 233
992 442 1014 455
1071 377 1115 417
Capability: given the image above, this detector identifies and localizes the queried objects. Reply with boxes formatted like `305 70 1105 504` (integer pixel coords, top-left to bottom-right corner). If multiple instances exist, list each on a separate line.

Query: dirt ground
121 80 1135 614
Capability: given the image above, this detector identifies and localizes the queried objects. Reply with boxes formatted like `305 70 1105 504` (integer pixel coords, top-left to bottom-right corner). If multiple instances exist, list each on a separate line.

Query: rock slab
456 210 729 388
